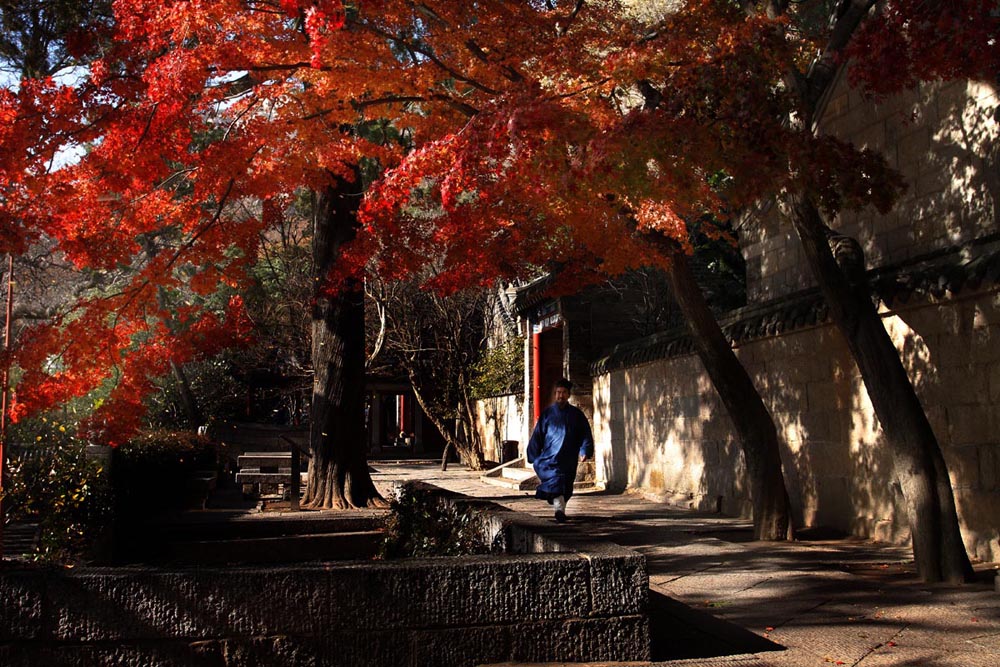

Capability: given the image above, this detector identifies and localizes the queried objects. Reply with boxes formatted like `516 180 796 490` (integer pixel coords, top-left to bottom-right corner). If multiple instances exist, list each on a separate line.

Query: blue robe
526 403 594 501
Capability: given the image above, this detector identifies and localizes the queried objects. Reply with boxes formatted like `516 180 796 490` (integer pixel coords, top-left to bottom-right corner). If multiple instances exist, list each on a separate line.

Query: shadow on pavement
649 589 784 661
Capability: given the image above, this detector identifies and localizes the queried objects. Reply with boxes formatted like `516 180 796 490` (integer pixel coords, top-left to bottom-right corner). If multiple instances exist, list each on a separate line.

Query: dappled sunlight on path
372 463 1000 667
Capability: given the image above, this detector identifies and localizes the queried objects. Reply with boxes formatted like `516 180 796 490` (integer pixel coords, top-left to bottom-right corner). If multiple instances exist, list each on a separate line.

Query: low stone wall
0 490 648 667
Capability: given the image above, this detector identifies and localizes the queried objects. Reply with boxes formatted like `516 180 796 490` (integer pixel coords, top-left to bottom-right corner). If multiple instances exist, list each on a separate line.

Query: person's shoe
554 509 567 523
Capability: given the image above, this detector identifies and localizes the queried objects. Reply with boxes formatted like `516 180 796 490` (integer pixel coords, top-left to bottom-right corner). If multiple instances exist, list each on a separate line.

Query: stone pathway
371 462 1000 667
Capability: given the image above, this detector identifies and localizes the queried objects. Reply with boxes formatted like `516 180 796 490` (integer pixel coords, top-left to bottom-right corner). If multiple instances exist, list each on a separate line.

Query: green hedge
3 425 112 562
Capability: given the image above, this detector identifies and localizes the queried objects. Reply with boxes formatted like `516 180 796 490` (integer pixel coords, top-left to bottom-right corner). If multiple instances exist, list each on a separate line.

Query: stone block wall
593 287 1000 562
741 75 999 302
0 494 649 667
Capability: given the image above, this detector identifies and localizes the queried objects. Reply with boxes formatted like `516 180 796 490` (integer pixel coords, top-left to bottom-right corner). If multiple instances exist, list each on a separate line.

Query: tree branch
803 0 878 116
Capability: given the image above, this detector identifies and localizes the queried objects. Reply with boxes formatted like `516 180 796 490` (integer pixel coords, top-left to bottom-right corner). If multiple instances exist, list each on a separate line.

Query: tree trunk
631 72 793 540
303 180 385 510
457 370 487 470
665 248 793 540
170 359 204 427
790 195 972 582
440 442 453 472
407 371 486 471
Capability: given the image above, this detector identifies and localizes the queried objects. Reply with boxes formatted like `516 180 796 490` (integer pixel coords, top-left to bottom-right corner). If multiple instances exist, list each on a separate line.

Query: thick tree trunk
665 249 793 540
457 372 488 470
790 195 973 582
303 180 385 510
632 71 792 540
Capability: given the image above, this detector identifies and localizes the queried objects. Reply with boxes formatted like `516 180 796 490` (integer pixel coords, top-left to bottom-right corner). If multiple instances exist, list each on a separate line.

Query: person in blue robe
526 378 594 522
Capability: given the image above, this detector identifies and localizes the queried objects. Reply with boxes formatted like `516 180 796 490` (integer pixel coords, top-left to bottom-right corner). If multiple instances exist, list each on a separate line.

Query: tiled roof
510 273 559 314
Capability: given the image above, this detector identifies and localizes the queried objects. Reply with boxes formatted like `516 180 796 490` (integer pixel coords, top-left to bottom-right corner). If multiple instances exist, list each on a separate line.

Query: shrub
2 421 112 562
379 483 497 559
113 429 221 519
470 337 524 399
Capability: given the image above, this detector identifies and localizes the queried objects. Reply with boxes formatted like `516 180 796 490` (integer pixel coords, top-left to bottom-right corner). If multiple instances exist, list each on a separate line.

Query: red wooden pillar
532 331 541 424
398 394 408 434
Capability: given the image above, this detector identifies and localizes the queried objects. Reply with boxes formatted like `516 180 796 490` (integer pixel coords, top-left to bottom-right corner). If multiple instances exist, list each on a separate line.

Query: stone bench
236 451 307 503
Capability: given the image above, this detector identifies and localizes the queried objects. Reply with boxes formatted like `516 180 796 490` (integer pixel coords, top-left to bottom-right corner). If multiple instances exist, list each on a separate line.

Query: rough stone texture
593 288 1000 562
0 497 649 667
372 464 999 667
584 546 648 617
411 626 513 667
0 575 45 642
509 616 651 664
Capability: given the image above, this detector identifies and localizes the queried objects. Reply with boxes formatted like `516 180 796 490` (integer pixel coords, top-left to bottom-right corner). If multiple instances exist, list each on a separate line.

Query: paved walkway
370 462 1000 667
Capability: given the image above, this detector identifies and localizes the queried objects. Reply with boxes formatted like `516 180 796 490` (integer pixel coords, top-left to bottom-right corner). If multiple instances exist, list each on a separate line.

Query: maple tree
0 0 994 561
0 0 635 509
743 0 997 583
0 0 873 527
355 0 892 539
356 0 998 568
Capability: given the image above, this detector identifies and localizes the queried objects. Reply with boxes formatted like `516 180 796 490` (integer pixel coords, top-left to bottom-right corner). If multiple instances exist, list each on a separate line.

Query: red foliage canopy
0 0 992 441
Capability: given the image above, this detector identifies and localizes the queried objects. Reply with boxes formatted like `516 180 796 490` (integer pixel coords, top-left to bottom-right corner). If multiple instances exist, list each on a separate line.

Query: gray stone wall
741 75 998 302
0 507 649 666
593 287 1000 563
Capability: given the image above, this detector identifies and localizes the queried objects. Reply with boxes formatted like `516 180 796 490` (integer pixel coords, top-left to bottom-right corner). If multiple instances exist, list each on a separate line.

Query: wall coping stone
592 234 1000 375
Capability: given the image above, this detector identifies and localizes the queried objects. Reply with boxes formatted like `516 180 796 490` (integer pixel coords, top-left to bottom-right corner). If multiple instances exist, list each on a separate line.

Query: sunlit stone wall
474 394 525 463
741 74 999 302
593 286 1000 562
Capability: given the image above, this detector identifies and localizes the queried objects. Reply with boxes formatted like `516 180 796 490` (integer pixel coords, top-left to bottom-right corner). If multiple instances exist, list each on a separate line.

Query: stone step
3 522 39 556
156 514 384 542
165 530 383 565
500 466 536 481
481 479 599 492
481 474 538 491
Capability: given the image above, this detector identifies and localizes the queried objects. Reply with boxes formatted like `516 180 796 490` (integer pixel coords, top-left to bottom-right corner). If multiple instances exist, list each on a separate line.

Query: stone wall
593 287 1000 563
741 74 999 302
0 495 649 667
474 393 524 462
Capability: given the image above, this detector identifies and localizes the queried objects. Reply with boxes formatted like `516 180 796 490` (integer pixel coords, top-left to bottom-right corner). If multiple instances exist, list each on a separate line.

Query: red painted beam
532 331 542 424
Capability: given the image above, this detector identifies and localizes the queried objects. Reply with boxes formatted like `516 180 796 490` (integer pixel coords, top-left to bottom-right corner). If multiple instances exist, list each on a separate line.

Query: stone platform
0 483 649 667
371 463 1000 667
